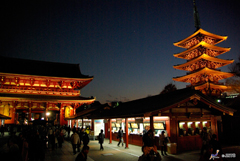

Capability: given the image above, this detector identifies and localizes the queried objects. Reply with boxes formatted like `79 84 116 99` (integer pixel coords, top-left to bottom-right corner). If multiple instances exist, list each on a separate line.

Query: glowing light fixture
46 112 50 116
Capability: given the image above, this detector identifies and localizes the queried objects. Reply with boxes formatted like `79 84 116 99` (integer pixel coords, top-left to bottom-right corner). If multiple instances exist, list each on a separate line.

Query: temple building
0 56 95 126
173 0 234 97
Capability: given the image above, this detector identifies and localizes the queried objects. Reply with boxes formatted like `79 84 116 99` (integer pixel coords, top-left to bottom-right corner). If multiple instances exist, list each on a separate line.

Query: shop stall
71 88 236 152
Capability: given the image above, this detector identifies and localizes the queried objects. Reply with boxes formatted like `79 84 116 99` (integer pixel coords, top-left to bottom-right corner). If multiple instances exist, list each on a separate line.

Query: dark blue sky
1 0 240 103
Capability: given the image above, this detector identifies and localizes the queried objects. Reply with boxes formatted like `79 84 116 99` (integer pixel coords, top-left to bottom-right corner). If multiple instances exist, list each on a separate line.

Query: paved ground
45 139 194 161
1 132 240 161
45 139 239 161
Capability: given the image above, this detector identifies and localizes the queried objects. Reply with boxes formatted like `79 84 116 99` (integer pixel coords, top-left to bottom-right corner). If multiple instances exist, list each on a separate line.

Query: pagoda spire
173 3 235 97
193 0 201 31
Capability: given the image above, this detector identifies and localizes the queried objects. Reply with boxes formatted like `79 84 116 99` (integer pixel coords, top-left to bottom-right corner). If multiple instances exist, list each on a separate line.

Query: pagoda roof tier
173 54 234 71
173 67 234 83
0 93 95 103
173 41 230 59
174 28 228 49
0 56 93 79
194 82 228 90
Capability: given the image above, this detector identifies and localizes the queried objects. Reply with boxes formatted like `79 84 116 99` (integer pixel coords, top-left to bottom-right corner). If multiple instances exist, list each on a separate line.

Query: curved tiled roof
173 28 228 48
0 56 93 79
74 88 236 119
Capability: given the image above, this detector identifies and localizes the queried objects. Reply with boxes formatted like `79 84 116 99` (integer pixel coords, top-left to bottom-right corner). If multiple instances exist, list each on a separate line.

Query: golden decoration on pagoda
173 28 234 96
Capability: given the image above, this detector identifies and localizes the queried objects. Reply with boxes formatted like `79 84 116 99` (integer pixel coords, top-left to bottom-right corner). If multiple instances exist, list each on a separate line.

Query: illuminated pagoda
173 0 234 96
0 56 95 126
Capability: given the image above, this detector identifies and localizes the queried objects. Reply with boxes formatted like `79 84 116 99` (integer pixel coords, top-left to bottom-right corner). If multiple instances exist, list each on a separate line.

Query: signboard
104 119 108 123
131 123 139 129
116 123 121 127
154 122 165 129
111 123 116 127
135 118 143 123
143 123 150 128
94 119 104 136
116 118 122 123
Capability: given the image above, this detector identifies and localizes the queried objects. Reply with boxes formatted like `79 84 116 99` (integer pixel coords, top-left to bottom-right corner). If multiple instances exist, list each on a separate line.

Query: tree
229 56 240 76
226 56 240 93
160 83 177 94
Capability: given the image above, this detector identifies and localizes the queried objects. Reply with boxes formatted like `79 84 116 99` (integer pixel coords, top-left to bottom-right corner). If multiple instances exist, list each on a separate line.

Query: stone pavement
45 138 240 161
1 132 239 161
44 139 200 161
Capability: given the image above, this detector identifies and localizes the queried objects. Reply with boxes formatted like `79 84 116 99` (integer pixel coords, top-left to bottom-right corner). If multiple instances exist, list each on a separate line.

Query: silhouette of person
98 129 104 150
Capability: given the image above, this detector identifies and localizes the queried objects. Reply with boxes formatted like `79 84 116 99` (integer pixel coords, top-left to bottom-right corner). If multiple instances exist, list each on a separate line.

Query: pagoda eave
173 67 234 82
173 41 231 59
194 82 228 90
173 28 228 48
173 54 234 70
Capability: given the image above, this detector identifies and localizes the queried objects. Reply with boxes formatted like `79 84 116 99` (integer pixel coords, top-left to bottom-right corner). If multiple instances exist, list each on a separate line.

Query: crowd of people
70 127 90 155
0 124 93 161
139 126 222 161
1 125 50 161
0 124 223 161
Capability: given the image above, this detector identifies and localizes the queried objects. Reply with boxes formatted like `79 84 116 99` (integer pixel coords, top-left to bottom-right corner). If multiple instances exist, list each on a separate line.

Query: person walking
58 128 64 148
117 127 124 147
78 128 84 149
200 127 210 155
98 129 104 150
159 131 169 156
82 131 89 147
75 145 89 161
71 129 80 155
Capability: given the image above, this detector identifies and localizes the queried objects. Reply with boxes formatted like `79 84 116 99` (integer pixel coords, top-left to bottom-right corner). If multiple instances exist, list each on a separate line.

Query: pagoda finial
193 0 201 31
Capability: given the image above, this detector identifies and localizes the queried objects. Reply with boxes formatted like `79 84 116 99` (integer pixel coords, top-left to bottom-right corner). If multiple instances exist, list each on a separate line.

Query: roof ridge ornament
190 94 201 100
193 0 201 31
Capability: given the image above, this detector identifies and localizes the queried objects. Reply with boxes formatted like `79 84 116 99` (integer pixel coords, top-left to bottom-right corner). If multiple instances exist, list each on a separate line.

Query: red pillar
211 116 218 139
82 118 84 128
91 119 94 131
72 120 75 127
12 107 16 124
16 113 19 124
150 116 154 131
125 118 129 148
45 108 48 121
109 119 112 144
73 106 76 115
60 104 64 126
170 117 177 143
105 119 108 138
28 108 32 123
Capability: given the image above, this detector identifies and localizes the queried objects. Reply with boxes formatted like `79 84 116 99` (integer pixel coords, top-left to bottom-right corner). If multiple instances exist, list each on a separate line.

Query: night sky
1 0 240 103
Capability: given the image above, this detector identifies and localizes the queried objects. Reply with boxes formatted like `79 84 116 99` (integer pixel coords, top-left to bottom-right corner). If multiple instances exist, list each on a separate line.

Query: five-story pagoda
173 0 234 96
